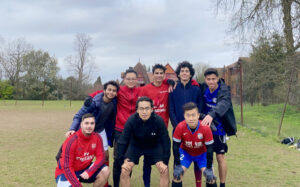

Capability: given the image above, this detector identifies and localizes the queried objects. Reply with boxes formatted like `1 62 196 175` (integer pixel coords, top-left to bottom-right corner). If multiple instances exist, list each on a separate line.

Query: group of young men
54 62 237 187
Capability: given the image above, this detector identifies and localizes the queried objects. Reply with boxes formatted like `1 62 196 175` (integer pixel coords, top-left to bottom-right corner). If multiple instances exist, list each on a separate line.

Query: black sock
206 183 217 187
172 181 182 187
220 183 225 187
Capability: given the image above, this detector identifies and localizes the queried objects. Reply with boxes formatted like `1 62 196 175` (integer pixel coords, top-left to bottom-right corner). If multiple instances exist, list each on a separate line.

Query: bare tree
215 0 300 54
194 62 211 83
0 38 32 86
66 33 94 87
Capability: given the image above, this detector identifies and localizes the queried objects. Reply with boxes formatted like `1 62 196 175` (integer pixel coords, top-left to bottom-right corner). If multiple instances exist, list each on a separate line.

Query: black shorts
213 134 228 154
125 144 163 165
56 163 107 185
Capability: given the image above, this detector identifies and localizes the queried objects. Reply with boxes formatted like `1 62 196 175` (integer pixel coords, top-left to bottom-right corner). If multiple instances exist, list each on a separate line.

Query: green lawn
234 103 300 140
0 101 299 186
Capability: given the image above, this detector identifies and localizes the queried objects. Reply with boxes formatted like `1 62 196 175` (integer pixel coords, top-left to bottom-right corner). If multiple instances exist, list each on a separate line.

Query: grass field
0 100 300 187
234 104 300 139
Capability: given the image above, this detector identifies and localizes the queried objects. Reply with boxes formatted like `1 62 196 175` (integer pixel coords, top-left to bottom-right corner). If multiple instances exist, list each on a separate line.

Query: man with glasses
117 96 171 187
87 68 174 187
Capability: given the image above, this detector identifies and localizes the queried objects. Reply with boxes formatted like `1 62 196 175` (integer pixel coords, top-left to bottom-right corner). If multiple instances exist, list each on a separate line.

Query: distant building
121 62 150 86
121 62 177 86
165 63 178 81
218 57 250 102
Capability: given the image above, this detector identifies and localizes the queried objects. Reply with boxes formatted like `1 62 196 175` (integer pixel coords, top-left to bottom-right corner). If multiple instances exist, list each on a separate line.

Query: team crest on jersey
213 98 217 103
197 133 203 139
91 144 96 149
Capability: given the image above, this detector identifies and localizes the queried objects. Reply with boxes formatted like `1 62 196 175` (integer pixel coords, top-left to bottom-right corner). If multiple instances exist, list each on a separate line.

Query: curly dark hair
175 61 195 81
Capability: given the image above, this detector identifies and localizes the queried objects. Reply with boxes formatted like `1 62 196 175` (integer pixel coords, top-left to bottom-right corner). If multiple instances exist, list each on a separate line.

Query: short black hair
81 113 95 121
124 68 137 77
175 61 195 80
204 68 219 77
182 102 199 113
104 80 120 92
152 64 166 73
136 96 153 109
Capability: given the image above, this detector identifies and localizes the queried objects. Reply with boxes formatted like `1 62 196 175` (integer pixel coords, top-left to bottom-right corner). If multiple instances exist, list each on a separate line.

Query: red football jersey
115 86 141 132
55 129 105 186
139 82 169 127
173 120 214 156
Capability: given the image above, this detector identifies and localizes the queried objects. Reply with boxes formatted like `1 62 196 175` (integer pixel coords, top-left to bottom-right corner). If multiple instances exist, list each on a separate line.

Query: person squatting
54 63 236 187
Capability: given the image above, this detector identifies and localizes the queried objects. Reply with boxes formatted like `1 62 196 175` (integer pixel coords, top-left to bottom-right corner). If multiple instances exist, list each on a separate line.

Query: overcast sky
0 0 249 83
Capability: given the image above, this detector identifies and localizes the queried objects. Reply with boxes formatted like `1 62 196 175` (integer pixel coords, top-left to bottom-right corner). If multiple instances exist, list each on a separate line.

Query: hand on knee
121 159 134 176
156 161 168 174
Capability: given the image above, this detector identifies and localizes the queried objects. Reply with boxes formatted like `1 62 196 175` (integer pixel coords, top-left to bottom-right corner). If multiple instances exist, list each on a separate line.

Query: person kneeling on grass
117 96 171 187
55 113 109 187
172 102 217 187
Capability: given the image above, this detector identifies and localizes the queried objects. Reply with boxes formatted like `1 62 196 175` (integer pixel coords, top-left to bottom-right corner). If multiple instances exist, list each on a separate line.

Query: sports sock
206 183 217 187
172 181 182 187
194 162 202 187
220 183 225 187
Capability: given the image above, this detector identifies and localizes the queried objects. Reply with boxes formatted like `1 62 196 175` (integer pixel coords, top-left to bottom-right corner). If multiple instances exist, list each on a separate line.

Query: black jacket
200 79 237 136
117 112 171 164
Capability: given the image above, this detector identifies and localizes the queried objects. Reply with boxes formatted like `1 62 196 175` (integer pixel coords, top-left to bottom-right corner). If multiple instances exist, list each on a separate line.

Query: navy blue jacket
169 81 202 128
69 93 117 146
200 79 237 136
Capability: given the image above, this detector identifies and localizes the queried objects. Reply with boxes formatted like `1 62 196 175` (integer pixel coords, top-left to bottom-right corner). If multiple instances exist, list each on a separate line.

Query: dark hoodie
117 112 171 164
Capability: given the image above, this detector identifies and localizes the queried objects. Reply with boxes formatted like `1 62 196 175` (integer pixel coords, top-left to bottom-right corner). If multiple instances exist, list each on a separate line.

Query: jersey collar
186 121 200 134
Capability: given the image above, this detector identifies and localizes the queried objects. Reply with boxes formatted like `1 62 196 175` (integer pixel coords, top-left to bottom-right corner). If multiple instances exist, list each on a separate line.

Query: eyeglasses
138 107 152 111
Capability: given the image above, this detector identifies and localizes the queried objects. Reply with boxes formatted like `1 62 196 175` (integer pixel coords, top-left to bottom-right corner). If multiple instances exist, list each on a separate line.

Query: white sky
0 0 249 83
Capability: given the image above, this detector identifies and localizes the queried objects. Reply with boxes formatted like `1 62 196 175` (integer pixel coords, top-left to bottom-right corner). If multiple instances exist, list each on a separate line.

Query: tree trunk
281 0 295 54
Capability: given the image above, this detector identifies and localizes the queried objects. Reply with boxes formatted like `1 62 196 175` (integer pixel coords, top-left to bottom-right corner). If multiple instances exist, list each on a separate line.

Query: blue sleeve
208 85 232 119
169 92 178 128
69 102 96 131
